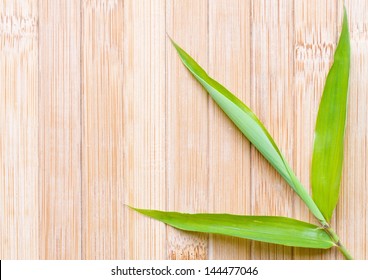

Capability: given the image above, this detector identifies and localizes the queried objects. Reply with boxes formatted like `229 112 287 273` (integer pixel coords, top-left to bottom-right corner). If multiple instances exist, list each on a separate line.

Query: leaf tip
341 5 350 43
166 34 180 50
125 204 138 212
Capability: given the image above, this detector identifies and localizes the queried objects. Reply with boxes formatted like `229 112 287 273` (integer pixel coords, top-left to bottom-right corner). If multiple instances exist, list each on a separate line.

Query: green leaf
132 207 334 249
170 38 326 223
311 8 350 222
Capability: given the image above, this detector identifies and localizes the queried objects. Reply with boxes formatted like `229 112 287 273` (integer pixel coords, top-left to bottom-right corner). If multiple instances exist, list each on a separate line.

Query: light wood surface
0 0 367 260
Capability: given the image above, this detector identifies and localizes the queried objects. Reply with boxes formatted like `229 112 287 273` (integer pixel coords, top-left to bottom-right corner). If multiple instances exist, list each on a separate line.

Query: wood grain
0 0 39 259
338 0 368 260
1 0 367 259
166 0 209 260
123 0 166 259
293 0 339 260
81 0 124 259
208 0 252 259
250 0 295 259
39 0 81 259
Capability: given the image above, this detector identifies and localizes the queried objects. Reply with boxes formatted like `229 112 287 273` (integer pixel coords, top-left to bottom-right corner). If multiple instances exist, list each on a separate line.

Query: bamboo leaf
311 8 350 222
170 38 325 223
132 207 334 249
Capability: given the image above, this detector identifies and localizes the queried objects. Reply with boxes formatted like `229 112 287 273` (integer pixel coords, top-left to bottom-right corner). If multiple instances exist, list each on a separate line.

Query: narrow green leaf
170 38 326 223
311 8 350 222
132 207 334 249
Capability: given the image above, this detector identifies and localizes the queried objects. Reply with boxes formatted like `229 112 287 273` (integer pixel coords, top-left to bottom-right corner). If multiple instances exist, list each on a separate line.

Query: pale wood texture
39 0 81 259
166 0 209 260
250 0 295 259
293 0 339 260
208 0 252 259
0 0 367 260
122 0 166 259
81 0 125 259
0 0 39 259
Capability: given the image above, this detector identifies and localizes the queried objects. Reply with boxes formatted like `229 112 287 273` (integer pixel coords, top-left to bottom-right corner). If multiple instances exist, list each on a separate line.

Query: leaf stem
301 194 353 259
301 195 354 259
336 241 354 260
320 222 353 260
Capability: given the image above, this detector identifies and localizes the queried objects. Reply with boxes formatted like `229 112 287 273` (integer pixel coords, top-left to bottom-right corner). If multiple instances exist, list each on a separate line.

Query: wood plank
208 0 252 259
166 0 209 260
123 0 166 259
250 0 294 259
0 0 39 259
38 0 81 259
337 0 368 260
293 0 338 260
81 0 124 259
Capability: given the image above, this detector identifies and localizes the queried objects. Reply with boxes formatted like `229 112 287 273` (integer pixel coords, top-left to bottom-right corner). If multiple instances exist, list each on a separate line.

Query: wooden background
0 0 367 260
